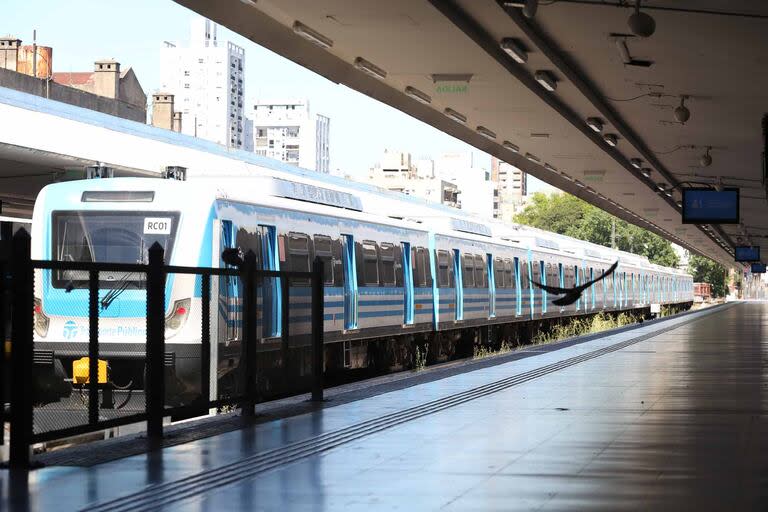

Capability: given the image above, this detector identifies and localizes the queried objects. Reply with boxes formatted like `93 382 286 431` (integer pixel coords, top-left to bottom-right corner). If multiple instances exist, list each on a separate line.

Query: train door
402 242 414 325
590 267 595 310
514 257 522 316
341 234 358 330
539 261 547 314
453 248 463 321
574 264 580 312
558 262 565 313
487 253 496 318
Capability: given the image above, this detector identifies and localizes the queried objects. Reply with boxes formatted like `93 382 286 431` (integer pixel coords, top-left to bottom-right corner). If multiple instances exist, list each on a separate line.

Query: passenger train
29 170 692 400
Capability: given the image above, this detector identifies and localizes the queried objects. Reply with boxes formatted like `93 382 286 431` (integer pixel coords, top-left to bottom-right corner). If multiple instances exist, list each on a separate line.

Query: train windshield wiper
100 272 140 310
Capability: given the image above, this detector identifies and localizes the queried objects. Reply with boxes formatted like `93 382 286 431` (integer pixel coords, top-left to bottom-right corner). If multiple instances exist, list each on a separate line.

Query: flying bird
530 260 619 306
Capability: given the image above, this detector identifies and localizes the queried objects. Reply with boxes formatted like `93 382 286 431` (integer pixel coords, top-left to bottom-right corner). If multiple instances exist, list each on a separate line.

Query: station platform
3 302 767 511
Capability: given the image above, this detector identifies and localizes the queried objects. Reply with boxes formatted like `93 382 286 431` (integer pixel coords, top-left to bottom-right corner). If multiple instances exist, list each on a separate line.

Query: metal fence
0 229 324 468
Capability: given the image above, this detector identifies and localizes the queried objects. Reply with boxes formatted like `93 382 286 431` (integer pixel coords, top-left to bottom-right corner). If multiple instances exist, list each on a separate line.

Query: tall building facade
435 152 497 220
491 156 528 223
365 150 459 207
159 18 245 149
249 99 330 173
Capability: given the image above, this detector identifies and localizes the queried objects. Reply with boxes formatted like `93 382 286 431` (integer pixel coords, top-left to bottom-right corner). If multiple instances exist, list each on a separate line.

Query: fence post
311 257 324 402
200 273 211 407
0 239 7 446
281 273 290 390
9 229 33 468
241 251 257 417
145 242 165 443
88 270 100 423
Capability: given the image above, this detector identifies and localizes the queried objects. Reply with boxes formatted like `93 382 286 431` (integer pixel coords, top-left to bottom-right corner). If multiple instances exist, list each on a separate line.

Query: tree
688 254 728 297
514 192 679 267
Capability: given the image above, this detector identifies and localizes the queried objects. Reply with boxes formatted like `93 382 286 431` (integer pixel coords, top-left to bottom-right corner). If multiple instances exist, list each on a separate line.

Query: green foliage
514 192 679 267
688 254 728 297
413 344 429 371
532 312 637 345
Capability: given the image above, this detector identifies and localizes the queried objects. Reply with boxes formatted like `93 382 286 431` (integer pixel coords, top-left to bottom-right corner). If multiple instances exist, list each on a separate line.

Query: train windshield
52 211 179 288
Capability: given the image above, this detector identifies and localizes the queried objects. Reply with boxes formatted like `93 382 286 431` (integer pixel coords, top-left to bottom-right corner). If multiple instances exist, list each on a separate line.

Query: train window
393 244 403 287
313 234 334 285
437 250 452 288
474 254 487 288
331 238 343 287
379 242 396 286
412 247 425 287
235 227 262 265
462 254 475 288
494 257 505 288
521 260 529 289
505 259 514 289
420 248 433 287
287 232 312 286
361 240 379 286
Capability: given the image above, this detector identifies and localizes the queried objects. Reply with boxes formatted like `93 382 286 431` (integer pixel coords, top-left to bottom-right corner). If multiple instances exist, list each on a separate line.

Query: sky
3 0 549 190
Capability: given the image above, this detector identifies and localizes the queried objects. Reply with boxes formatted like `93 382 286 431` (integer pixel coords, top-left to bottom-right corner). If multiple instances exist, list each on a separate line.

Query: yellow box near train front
72 357 108 385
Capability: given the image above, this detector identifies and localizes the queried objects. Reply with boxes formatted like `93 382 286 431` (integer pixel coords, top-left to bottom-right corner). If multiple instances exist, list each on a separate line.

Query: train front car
31 178 212 405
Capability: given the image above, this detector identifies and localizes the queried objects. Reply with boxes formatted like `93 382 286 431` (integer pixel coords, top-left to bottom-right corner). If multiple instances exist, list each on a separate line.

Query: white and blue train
30 171 692 398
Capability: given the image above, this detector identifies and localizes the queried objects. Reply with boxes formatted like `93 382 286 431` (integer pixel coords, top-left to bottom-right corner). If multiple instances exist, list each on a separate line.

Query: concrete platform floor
3 302 768 511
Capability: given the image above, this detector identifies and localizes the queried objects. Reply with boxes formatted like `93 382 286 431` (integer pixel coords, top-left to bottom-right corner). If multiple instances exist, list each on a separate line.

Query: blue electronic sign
735 246 760 262
681 188 739 224
751 263 766 274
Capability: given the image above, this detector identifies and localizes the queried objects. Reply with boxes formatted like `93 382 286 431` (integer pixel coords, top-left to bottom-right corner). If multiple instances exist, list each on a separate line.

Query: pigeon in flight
530 260 619 306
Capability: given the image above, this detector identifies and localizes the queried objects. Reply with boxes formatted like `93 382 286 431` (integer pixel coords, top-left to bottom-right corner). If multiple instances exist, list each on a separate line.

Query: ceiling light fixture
476 126 496 140
354 57 387 79
444 108 467 124
500 38 528 64
560 172 573 182
674 95 690 124
603 134 618 147
544 163 557 172
503 141 519 153
503 0 538 19
700 146 712 167
640 167 652 178
630 158 643 169
292 21 333 49
575 180 586 188
404 86 431 105
628 0 656 38
525 153 541 163
586 117 603 133
534 70 557 92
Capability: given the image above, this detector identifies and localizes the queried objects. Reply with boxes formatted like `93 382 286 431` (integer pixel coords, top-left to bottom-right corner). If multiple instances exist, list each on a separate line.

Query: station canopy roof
177 0 768 268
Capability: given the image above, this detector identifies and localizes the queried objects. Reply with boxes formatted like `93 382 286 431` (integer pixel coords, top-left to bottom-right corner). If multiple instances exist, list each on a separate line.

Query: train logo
62 320 84 340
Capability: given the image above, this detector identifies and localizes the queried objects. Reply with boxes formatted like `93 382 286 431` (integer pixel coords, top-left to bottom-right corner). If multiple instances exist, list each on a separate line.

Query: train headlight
33 298 50 337
165 298 191 334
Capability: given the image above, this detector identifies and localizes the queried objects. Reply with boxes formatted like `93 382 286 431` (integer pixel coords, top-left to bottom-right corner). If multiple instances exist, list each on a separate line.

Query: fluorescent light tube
354 57 386 79
293 21 333 49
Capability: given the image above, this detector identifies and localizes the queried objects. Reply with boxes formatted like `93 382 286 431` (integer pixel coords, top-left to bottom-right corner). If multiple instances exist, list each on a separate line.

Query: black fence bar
9 230 32 468
200 274 211 406
88 270 99 425
145 243 165 442
241 251 257 417
311 258 324 402
281 274 290 387
31 412 148 444
0 241 7 444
